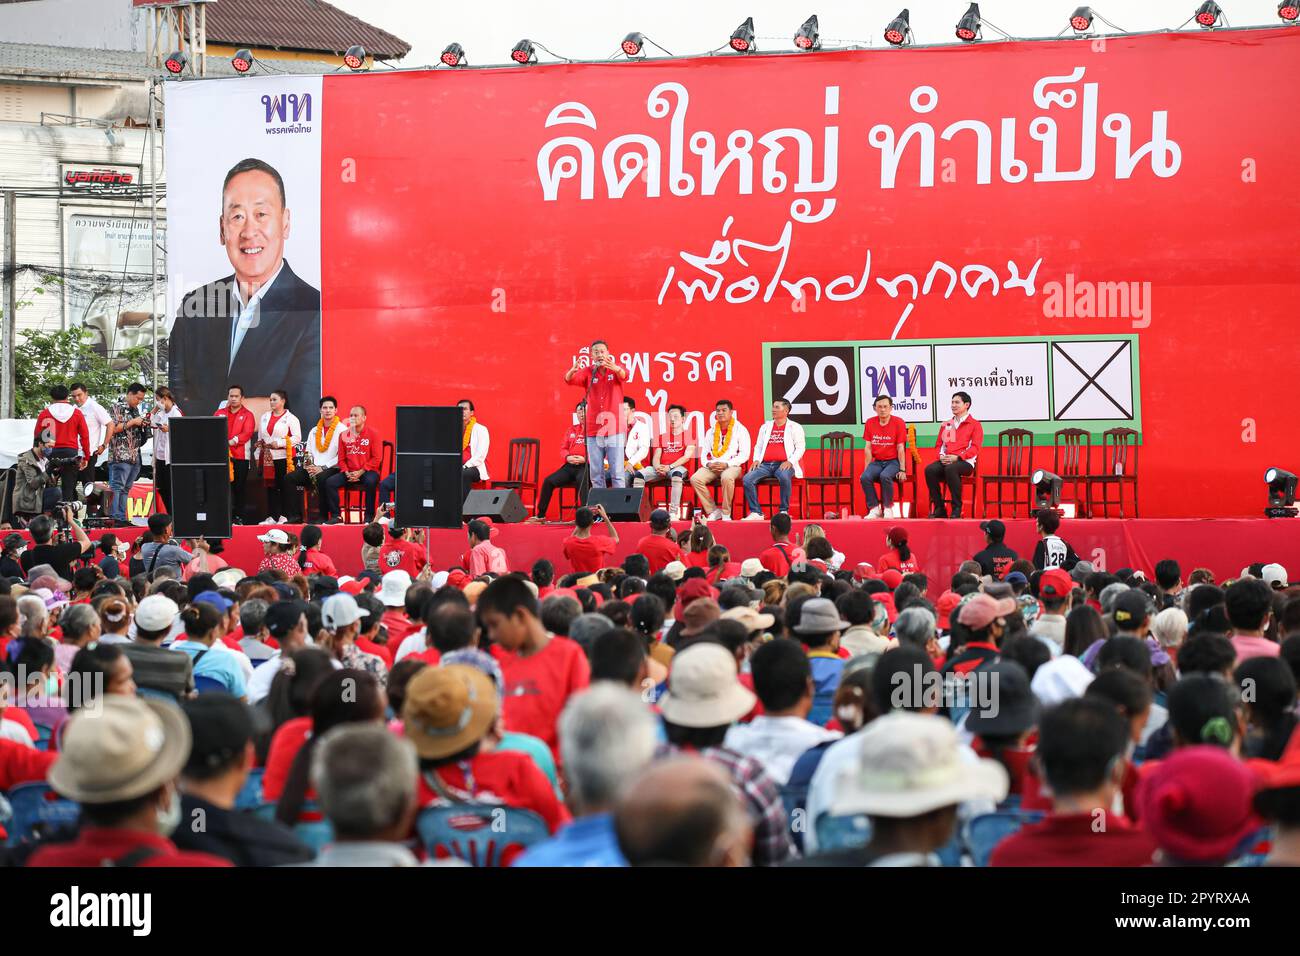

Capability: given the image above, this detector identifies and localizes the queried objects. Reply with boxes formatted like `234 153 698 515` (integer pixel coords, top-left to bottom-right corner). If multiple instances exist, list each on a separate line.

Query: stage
71 518 1299 591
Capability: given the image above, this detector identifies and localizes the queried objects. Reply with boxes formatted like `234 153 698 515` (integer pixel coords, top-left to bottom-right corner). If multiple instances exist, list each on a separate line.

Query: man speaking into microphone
565 340 628 491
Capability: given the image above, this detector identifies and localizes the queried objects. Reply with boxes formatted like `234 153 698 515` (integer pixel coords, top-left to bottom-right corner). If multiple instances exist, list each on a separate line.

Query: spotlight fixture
1070 6 1094 31
794 14 820 51
164 50 188 75
1280 0 1299 21
1265 467 1298 516
956 3 981 41
1031 468 1065 509
441 42 466 67
621 32 644 56
511 39 536 64
343 45 366 70
884 9 912 46
730 17 756 52
231 49 253 73
1194 1 1224 27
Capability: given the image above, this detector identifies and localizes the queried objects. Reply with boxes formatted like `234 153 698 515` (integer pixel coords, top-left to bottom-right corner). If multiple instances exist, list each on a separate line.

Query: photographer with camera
11 438 63 523
20 512 90 582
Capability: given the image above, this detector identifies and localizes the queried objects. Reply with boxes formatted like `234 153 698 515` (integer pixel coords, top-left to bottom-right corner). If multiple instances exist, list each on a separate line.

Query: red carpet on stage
90 519 1298 591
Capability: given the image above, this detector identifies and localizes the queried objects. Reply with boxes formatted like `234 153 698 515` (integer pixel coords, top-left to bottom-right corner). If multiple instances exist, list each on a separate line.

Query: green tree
14 326 153 417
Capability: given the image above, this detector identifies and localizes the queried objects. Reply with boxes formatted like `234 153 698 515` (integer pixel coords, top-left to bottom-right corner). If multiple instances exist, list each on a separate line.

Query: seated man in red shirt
635 508 685 576
632 403 697 519
27 696 232 867
532 402 590 522
924 391 983 519
860 394 908 519
758 512 804 577
991 697 1156 867
477 576 591 762
323 405 383 524
563 505 619 575
403 664 570 845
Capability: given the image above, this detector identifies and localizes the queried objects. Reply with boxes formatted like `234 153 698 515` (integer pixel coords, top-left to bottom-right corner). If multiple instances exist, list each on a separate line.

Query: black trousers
265 459 300 522
231 459 250 522
155 462 172 515
47 448 82 502
924 458 974 515
462 466 482 504
536 462 588 519
288 466 339 521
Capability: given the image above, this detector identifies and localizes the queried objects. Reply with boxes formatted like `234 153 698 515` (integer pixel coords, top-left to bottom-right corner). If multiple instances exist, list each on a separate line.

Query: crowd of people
1 497 1298 868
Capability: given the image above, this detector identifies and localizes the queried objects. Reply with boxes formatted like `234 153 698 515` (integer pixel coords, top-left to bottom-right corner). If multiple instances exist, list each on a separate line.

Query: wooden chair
861 426 921 518
342 440 392 524
489 438 541 514
803 432 855 519
642 457 697 519
1052 428 1094 518
935 460 979 518
1091 427 1140 517
981 428 1035 518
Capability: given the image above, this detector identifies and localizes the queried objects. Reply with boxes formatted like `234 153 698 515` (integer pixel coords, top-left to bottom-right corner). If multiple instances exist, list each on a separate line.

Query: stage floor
89 518 1297 590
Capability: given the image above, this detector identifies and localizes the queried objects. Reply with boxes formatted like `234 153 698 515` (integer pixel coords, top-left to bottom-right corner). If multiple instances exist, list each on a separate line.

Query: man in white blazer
623 397 653 481
691 399 751 521
458 398 491 504
743 399 805 521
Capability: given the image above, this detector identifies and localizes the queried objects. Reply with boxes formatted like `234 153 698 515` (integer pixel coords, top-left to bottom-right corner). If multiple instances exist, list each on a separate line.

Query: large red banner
264 30 1297 516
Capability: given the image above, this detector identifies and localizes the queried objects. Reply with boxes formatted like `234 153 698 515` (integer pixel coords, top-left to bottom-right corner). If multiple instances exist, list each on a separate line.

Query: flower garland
315 415 340 454
711 420 734 460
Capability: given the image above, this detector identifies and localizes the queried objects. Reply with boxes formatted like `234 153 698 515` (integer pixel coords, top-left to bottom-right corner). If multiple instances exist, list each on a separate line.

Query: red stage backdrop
165 29 1300 517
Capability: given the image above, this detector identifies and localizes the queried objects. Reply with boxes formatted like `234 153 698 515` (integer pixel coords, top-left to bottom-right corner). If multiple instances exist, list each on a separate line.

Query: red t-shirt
339 425 383 473
636 534 684 575
863 416 907 461
382 608 419 649
654 427 694 466
0 737 57 791
27 828 232 868
877 550 919 574
415 750 570 835
562 533 616 574
570 365 625 438
759 542 798 577
261 716 312 802
2 707 38 743
989 811 1155 867
301 548 337 577
356 636 394 669
379 539 428 577
498 636 591 760
683 549 711 569
763 423 787 463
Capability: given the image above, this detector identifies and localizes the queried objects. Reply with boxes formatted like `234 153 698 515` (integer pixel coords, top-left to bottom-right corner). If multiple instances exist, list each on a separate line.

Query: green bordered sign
762 335 1141 445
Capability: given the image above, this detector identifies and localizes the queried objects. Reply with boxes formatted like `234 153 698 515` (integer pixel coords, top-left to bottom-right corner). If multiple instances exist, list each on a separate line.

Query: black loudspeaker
169 418 232 539
587 487 650 522
170 417 229 465
463 489 527 524
395 406 463 529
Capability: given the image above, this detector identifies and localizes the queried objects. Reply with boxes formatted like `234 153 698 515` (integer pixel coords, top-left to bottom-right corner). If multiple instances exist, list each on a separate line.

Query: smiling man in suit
169 157 320 419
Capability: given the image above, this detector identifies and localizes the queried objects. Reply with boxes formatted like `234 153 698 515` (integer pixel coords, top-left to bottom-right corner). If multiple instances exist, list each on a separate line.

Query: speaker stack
169 417 232 539
394 406 464 529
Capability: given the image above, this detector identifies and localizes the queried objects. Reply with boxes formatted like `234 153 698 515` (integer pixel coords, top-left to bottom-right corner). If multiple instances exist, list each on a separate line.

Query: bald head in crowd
614 758 752 867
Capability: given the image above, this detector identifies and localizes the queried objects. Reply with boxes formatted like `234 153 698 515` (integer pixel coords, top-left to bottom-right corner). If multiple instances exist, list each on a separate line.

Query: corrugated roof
205 0 410 60
0 41 338 82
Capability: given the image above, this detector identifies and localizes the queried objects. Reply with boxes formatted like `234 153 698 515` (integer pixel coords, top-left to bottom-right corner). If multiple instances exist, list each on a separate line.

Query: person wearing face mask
0 533 26 580
27 696 232 866
254 389 302 525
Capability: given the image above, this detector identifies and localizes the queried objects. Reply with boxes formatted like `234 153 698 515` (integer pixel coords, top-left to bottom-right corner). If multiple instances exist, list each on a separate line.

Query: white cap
257 529 290 545
1263 563 1289 589
663 561 687 582
740 558 764 579
135 594 180 632
379 569 413 607
321 593 370 631
1030 654 1095 707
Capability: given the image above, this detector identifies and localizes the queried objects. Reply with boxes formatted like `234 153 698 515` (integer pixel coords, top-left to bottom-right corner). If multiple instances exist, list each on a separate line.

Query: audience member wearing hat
877 526 919 576
1032 569 1074 650
662 560 687 583
656 641 793 866
256 528 301 578
1137 746 1262 866
1030 654 1095 707
172 693 314 866
794 712 1007 867
934 590 962 633
793 598 851 726
965 660 1041 797
1262 563 1289 590
402 665 568 836
28 697 232 867
738 557 765 582
676 599 722 646
943 594 1018 678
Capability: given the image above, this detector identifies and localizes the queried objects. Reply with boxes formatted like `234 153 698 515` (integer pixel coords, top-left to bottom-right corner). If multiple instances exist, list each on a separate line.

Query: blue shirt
170 640 247 698
511 813 627 868
807 654 845 726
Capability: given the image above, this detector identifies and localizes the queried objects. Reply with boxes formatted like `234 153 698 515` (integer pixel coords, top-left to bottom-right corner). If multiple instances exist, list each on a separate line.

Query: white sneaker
743 512 766 522
259 517 275 525
278 515 289 524
866 506 882 519
890 504 903 519
708 509 725 522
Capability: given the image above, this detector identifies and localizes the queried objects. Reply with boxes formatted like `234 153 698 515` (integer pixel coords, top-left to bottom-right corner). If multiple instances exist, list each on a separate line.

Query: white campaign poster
933 342 1051 421
62 209 164 356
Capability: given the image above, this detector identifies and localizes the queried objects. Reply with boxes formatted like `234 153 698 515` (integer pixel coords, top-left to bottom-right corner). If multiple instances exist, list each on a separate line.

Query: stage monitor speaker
462 489 527 524
396 406 461 455
170 464 232 540
170 417 229 465
587 486 651 522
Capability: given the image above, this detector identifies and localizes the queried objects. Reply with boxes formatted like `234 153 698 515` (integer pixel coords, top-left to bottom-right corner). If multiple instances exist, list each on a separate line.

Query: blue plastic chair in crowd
33 723 54 752
252 800 333 851
4 782 79 846
234 769 264 811
192 676 227 694
813 812 872 852
965 810 1045 867
416 804 548 867
136 686 179 703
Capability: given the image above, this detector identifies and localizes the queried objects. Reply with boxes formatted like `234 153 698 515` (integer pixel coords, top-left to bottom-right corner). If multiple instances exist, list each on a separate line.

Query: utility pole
2 189 16 419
